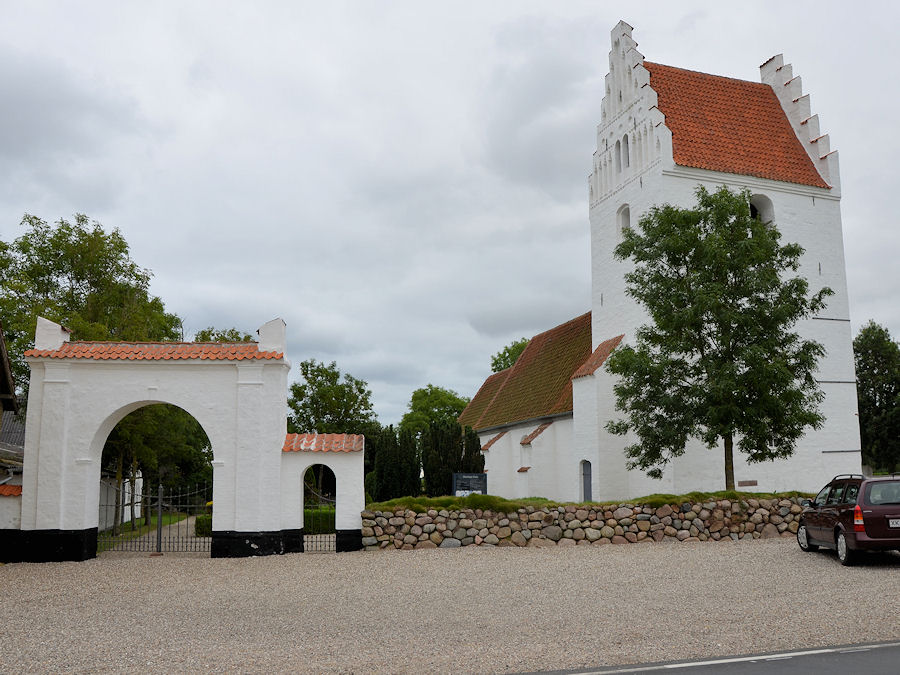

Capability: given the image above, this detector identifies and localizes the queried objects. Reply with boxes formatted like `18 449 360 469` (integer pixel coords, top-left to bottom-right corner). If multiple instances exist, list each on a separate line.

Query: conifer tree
397 427 421 497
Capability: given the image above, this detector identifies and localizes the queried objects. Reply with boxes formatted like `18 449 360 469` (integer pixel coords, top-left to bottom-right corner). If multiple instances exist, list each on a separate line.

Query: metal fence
97 482 212 554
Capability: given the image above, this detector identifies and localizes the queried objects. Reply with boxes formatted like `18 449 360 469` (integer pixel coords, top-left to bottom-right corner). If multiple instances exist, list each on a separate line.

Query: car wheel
797 524 818 552
836 531 856 566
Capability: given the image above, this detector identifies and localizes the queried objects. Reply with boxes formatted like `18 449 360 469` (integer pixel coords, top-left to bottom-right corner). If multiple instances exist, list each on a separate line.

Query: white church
459 21 861 502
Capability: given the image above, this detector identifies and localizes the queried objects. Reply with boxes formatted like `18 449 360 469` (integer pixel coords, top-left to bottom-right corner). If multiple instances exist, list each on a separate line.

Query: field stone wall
360 498 804 550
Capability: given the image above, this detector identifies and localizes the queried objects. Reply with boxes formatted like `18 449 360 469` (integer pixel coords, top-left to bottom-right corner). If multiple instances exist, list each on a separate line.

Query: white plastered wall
280 451 365 531
19 318 309 535
0 496 21 529
479 417 574 500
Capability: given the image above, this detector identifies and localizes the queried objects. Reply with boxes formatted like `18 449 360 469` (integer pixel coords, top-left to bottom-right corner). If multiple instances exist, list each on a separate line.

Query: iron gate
97 482 212 554
304 500 336 553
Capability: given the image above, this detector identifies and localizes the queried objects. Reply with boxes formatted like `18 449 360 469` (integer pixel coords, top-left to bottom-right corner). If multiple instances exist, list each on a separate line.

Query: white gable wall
479 417 574 500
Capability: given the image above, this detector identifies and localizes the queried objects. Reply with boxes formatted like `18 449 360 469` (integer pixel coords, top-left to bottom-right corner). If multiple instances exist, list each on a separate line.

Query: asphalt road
563 641 900 674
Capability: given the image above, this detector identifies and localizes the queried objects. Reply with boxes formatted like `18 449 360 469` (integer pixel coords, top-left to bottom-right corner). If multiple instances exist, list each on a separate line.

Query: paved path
2 539 898 673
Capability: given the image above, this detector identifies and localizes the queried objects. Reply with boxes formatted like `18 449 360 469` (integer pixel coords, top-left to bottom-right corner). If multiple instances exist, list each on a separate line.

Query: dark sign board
452 472 487 496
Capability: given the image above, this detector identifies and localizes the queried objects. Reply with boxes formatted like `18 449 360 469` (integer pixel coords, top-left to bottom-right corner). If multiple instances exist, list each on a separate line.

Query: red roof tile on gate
24 341 283 361
282 433 364 453
644 61 829 188
0 484 22 497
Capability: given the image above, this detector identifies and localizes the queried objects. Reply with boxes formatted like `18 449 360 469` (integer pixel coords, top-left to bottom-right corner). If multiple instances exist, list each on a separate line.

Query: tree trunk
724 433 735 491
128 456 137 532
113 448 123 536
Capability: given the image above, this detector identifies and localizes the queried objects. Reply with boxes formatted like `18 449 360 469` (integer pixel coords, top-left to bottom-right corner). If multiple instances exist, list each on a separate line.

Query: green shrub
365 490 813 514
194 514 212 537
304 506 336 535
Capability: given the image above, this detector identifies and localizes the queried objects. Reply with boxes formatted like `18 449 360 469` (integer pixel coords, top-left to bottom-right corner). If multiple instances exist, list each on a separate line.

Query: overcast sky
2 2 897 424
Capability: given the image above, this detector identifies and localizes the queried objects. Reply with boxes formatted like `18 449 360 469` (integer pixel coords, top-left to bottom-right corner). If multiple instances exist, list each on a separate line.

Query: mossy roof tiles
459 312 595 431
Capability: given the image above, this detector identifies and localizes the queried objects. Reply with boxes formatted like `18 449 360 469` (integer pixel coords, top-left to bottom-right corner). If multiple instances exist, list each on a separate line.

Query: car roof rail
830 474 865 481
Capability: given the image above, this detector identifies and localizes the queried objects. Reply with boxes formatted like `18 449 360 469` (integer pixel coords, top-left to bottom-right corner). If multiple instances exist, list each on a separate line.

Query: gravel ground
1 539 898 674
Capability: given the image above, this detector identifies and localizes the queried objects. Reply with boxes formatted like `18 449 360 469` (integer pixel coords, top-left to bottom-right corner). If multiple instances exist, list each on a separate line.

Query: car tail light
854 504 865 532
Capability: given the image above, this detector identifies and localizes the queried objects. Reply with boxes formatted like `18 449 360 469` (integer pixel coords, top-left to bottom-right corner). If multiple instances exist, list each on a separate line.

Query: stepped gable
24 341 283 361
459 312 594 431
644 61 830 188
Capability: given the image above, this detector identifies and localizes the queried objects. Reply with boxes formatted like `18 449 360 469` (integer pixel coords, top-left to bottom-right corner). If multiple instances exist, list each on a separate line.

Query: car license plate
890 518 900 528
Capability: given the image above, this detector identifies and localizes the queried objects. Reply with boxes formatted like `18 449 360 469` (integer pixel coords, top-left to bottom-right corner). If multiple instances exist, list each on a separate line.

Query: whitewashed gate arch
7 317 364 562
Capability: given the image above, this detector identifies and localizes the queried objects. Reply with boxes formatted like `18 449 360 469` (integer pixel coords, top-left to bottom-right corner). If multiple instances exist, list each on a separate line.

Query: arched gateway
2 317 364 562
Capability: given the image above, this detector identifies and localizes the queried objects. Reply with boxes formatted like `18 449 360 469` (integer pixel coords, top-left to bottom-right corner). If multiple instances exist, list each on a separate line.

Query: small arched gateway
0 317 364 562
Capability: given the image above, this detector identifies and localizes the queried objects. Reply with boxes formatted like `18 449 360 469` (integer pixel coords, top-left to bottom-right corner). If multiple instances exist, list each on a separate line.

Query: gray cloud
2 2 897 426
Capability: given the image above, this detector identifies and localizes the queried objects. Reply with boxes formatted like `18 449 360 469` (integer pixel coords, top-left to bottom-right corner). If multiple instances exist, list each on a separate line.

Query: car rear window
864 480 900 506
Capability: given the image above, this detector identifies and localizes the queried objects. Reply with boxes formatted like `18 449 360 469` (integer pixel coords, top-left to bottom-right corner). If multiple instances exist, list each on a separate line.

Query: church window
749 194 775 224
615 141 622 173
623 134 630 168
617 204 630 238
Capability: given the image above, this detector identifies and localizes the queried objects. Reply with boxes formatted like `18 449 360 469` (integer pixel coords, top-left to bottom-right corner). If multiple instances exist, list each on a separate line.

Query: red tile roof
572 335 624 379
644 62 829 188
520 421 552 446
0 484 22 497
460 312 616 431
25 341 283 361
480 431 506 451
282 433 364 453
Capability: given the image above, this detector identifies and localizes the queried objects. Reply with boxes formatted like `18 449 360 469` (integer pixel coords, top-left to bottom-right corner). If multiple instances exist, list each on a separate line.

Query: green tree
421 420 483 497
373 426 398 502
0 214 180 392
399 384 470 436
491 337 529 372
193 326 253 342
397 427 421 497
287 359 381 474
605 185 832 490
374 425 421 501
853 321 900 472
287 359 377 434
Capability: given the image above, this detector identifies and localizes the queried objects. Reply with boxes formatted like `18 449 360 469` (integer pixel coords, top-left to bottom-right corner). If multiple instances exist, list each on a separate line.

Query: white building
460 21 861 501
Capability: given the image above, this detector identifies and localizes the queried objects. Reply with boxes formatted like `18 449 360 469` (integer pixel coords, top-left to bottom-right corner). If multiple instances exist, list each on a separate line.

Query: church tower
585 21 861 493
461 21 860 501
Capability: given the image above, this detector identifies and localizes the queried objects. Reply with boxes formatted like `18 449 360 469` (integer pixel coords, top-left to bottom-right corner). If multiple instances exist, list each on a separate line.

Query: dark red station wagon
797 474 900 565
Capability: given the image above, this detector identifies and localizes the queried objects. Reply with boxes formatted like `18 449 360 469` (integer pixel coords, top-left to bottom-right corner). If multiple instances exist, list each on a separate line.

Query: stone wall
361 497 804 550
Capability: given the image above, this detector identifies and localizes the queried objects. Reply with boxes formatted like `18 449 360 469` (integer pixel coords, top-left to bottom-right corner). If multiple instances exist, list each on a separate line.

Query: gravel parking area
2 539 898 673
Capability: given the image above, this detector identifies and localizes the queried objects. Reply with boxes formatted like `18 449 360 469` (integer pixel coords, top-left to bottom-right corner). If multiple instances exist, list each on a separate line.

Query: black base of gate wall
0 528 98 563
336 529 362 552
210 530 287 557
283 528 304 553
